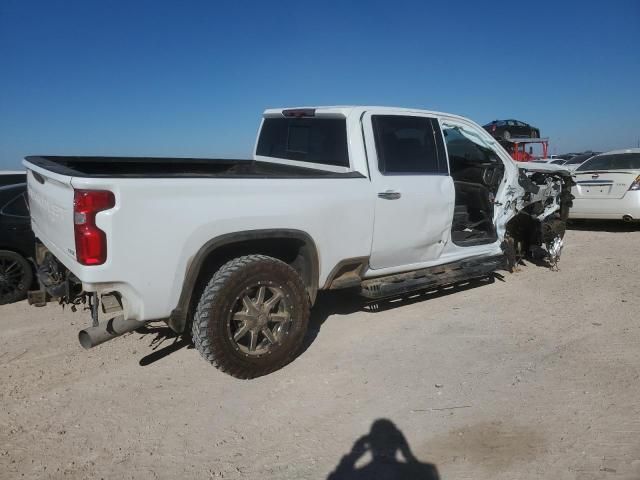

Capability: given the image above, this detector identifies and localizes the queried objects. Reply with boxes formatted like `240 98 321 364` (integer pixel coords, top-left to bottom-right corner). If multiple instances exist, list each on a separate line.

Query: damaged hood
516 162 572 176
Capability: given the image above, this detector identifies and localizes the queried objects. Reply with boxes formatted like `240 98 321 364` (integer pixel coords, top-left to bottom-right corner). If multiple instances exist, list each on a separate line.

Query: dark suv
483 120 540 141
0 173 35 304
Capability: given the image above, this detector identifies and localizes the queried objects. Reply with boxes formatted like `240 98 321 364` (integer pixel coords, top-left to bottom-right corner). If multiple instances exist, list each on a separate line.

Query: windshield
565 154 593 165
576 153 640 171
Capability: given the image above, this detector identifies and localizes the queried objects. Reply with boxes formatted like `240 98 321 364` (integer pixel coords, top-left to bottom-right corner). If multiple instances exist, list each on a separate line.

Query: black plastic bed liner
24 156 365 179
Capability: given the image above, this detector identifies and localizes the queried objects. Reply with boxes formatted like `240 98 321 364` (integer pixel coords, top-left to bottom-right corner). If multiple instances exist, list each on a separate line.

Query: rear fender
168 229 319 333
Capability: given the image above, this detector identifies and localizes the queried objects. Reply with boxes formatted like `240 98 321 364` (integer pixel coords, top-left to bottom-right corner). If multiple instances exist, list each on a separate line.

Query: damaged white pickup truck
24 106 573 378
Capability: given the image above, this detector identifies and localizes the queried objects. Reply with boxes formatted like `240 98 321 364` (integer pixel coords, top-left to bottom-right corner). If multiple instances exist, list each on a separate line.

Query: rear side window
372 115 446 175
577 153 640 171
1 192 29 218
256 118 349 167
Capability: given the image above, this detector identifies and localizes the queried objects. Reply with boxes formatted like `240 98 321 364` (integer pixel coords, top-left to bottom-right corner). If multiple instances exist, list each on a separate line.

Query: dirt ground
1 223 640 480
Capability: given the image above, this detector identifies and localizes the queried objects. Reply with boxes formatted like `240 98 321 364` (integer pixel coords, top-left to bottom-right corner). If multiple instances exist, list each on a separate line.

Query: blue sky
1 0 639 169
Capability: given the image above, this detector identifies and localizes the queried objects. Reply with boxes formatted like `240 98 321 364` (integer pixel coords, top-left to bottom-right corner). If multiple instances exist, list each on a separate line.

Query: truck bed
25 156 363 179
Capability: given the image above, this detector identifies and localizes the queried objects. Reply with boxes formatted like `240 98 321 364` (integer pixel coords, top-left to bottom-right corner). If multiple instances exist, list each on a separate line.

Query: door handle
378 190 401 200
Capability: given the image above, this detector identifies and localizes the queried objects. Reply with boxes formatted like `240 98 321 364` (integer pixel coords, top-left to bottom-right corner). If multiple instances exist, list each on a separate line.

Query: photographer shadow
328 419 439 480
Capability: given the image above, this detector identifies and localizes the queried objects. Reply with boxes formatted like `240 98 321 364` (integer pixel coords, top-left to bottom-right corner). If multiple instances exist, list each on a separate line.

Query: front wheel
191 255 310 379
0 250 33 305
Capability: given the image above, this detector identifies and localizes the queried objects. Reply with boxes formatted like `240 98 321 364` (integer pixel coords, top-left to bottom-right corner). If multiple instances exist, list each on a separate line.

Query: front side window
256 117 349 167
576 153 640 171
443 126 501 167
372 115 446 175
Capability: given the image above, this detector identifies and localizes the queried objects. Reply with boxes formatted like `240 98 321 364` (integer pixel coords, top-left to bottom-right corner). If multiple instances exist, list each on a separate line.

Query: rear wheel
0 250 33 305
191 255 310 379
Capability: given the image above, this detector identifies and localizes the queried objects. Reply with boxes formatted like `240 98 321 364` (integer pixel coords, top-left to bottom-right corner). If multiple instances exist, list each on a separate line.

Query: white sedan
570 149 640 222
531 158 569 166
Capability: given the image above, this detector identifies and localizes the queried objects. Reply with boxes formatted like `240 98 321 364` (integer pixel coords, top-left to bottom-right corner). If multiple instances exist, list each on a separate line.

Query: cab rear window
256 118 349 167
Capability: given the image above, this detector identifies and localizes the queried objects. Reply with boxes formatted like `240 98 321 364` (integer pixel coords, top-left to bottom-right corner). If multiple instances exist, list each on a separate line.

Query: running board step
360 254 505 300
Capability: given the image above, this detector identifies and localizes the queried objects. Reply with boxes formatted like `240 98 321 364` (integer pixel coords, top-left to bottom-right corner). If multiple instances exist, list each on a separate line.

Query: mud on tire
191 255 310 379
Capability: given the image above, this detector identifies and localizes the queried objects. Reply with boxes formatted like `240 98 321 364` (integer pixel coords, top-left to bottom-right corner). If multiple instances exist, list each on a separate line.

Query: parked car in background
570 149 640 222
0 172 35 304
0 171 27 187
483 120 540 141
562 152 600 171
532 158 568 166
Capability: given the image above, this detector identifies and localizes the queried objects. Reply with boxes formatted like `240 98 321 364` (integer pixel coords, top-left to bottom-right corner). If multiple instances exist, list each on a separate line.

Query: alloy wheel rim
0 256 25 299
227 282 292 357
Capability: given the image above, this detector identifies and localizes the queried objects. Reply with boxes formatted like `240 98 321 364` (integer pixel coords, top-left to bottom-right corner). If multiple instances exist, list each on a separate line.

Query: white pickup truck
24 106 573 378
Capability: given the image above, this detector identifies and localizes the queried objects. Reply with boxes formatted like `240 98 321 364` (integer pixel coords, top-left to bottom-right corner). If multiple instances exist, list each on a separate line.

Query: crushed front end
503 164 574 270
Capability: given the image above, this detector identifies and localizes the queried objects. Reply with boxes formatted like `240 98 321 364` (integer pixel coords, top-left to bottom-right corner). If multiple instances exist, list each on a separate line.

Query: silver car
570 149 640 222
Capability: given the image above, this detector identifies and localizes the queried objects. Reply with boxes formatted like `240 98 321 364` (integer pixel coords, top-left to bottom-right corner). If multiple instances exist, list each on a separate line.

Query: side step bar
361 254 505 300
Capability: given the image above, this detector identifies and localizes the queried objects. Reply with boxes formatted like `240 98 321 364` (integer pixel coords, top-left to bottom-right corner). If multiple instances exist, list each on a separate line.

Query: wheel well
0 245 31 260
168 230 318 333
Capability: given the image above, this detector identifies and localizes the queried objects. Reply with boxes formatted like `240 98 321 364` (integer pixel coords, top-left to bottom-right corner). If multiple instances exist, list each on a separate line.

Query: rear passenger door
363 113 454 270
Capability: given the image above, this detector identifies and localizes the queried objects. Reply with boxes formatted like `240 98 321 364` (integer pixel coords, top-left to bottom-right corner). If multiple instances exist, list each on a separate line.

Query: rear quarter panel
67 175 375 321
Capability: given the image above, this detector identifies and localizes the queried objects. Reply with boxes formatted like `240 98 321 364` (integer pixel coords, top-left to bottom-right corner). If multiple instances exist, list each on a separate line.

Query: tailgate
573 171 640 199
25 165 76 262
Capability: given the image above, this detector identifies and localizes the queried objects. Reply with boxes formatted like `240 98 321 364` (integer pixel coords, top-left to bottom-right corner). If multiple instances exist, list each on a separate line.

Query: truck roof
262 106 471 122
597 148 640 156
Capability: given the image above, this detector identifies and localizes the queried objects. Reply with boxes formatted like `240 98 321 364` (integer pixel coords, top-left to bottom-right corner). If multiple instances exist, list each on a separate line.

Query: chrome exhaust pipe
78 315 146 349
622 215 633 223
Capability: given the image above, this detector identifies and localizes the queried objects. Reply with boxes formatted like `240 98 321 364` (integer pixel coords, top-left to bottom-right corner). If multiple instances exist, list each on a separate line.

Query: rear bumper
32 240 151 324
569 190 640 220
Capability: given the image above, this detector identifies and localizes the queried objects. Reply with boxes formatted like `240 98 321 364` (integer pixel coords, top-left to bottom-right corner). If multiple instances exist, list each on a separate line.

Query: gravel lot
1 224 640 480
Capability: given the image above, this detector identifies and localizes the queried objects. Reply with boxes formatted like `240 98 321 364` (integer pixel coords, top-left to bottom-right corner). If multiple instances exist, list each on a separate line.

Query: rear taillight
73 190 115 265
629 175 640 191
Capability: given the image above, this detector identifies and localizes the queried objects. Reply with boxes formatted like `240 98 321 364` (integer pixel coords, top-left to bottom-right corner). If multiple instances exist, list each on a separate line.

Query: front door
363 113 455 270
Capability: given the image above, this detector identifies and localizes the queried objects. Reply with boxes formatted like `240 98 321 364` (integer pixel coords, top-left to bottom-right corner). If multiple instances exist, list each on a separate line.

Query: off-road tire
192 255 310 379
0 250 33 305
